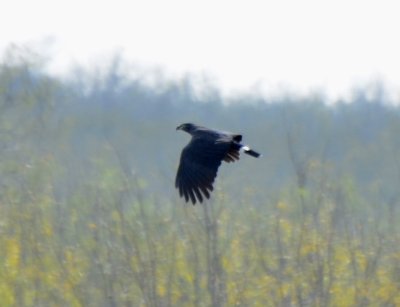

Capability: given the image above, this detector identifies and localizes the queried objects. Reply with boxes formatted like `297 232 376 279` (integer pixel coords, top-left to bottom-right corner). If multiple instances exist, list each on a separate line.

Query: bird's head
176 123 197 134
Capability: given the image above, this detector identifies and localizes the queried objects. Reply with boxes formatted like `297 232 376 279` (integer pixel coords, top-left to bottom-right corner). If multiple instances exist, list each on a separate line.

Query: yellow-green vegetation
0 158 399 306
1 46 400 306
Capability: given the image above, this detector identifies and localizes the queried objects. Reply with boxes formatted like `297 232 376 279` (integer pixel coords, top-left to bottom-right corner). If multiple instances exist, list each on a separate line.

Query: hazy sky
1 0 399 101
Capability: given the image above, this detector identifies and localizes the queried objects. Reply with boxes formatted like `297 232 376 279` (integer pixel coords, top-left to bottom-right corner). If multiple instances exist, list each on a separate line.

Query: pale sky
1 0 399 101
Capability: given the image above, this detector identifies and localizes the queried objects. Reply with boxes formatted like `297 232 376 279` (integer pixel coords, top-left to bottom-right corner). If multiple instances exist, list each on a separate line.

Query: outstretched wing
175 138 231 204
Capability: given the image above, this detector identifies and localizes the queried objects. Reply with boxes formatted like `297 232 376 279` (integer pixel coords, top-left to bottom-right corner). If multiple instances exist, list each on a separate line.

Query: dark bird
175 123 261 205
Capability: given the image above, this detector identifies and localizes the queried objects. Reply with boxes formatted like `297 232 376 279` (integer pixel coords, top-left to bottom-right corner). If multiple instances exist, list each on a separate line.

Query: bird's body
175 123 261 204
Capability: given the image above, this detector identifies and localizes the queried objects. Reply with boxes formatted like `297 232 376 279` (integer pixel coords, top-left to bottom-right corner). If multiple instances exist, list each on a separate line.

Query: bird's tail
241 145 262 158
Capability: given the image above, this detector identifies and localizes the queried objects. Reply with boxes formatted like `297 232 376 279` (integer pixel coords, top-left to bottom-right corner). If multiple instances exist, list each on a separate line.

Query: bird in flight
175 123 261 205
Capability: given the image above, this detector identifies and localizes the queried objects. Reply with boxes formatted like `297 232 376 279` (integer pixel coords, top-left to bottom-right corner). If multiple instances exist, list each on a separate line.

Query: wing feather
175 137 230 204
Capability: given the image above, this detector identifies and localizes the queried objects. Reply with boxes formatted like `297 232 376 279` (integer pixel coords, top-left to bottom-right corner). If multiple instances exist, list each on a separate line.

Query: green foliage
1 47 400 306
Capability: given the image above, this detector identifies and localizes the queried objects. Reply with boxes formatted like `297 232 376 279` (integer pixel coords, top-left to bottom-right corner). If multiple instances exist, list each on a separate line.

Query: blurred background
1 1 400 306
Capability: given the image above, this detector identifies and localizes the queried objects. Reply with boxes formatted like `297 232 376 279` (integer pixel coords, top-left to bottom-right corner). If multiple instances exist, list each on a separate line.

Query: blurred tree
0 46 399 306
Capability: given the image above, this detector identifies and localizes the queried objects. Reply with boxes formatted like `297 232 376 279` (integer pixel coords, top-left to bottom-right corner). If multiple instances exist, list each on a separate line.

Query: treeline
0 46 399 306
